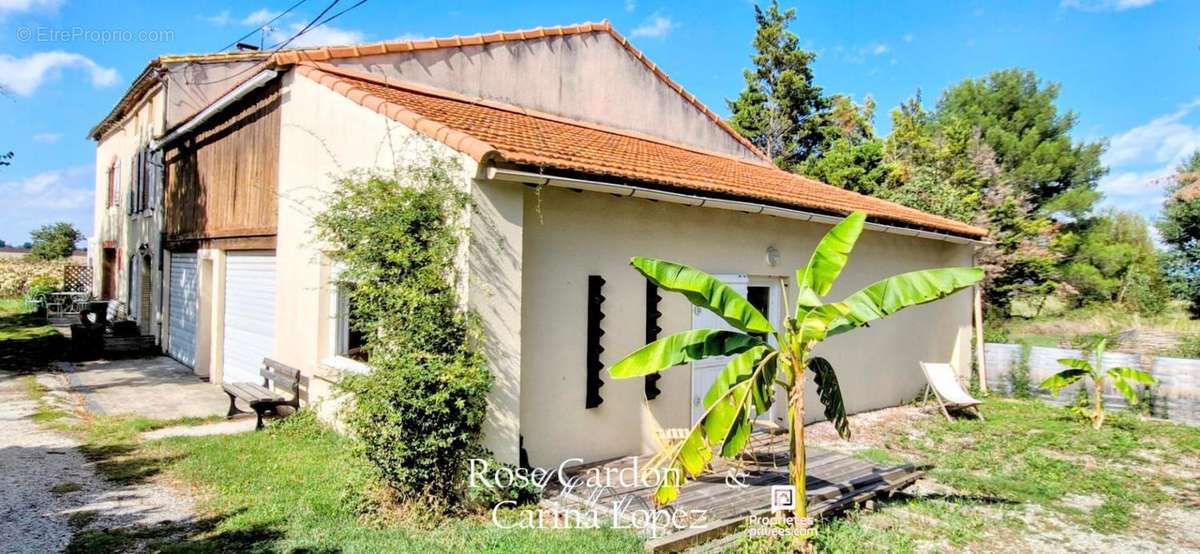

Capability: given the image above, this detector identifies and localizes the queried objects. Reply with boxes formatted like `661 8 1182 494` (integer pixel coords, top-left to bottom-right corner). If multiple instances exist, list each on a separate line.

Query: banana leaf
632 257 774 334
795 212 866 310
609 329 762 378
826 267 984 337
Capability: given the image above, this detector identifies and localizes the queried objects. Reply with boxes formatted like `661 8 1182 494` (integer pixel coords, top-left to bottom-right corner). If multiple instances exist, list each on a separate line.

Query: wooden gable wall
164 80 280 249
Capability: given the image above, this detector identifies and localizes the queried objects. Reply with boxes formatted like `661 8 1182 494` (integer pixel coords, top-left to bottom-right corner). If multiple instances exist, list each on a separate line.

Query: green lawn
737 398 1200 552
8 294 1195 552
0 297 65 372
59 411 642 554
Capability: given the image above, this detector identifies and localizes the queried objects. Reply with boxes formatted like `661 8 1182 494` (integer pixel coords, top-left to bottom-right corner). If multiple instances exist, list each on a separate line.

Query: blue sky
0 0 1197 245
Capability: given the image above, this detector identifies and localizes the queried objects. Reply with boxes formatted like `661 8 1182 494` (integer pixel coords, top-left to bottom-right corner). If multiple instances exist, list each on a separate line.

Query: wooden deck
542 431 923 552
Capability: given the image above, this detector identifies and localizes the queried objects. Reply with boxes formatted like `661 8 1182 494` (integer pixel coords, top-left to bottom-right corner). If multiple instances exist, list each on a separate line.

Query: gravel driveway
0 373 194 553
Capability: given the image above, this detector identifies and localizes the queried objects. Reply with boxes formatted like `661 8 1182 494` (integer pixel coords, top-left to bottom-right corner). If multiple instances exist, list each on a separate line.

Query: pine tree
726 0 828 171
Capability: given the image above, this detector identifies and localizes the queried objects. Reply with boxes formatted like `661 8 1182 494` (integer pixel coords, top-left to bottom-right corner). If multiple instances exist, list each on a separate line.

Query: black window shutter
585 275 606 409
644 280 663 400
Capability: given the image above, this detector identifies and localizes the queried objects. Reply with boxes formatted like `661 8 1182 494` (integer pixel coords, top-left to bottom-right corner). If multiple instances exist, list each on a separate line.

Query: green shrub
1010 341 1033 398
1170 334 1200 359
26 275 59 301
316 151 492 506
465 455 543 510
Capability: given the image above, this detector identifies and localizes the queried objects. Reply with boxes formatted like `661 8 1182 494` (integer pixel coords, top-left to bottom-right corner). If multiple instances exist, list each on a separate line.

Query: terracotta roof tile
297 64 986 239
1176 180 1200 202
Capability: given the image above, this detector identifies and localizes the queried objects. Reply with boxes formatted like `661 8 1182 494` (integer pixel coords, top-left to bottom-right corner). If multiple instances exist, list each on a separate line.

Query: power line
268 0 370 50
180 0 348 87
216 0 309 53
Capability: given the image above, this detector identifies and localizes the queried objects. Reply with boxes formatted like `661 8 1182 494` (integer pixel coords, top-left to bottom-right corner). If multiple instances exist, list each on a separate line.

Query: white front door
691 273 749 424
222 251 276 384
690 275 783 424
166 252 198 368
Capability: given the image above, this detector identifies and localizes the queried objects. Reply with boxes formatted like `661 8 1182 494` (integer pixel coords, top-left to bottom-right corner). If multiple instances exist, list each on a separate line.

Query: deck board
543 431 922 553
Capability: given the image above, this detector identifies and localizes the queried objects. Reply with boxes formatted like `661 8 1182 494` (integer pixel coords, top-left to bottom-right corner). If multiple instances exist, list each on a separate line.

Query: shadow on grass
0 309 67 373
66 510 306 554
887 490 1021 507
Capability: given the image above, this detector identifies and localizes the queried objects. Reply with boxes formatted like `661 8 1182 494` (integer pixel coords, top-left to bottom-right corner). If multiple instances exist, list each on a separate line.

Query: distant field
992 299 1200 356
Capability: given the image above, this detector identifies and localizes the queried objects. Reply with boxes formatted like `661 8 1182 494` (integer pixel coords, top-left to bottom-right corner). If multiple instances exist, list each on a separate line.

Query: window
335 288 368 362
106 158 120 208
326 264 371 372
129 145 158 215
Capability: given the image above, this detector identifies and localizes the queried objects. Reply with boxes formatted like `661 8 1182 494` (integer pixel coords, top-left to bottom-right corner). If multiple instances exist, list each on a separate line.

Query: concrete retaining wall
984 343 1200 426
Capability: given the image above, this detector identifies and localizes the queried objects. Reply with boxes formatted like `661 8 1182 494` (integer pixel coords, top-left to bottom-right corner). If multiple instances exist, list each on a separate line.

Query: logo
770 485 796 512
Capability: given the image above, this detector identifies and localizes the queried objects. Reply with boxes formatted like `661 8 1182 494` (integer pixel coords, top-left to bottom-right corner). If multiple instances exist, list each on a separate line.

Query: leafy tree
1057 210 1167 313
20 242 31 249
874 93 1056 314
936 69 1107 207
1040 338 1155 429
799 95 888 195
0 239 6 248
608 212 982 534
1159 151 1200 318
879 100 985 223
0 151 12 167
28 222 82 260
727 0 829 171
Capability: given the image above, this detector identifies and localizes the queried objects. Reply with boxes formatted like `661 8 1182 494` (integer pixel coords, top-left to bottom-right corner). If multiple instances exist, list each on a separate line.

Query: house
88 49 276 339
90 22 987 468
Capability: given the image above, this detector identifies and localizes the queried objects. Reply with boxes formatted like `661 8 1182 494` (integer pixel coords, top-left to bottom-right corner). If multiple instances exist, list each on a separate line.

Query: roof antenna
235 42 260 52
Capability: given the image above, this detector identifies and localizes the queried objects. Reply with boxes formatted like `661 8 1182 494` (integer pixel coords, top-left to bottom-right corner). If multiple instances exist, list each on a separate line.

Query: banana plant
1040 338 1156 429
608 211 984 522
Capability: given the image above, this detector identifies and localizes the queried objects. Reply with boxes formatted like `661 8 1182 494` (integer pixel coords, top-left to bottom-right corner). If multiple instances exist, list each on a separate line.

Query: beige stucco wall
517 186 975 467
92 88 165 336
330 31 760 162
274 72 525 462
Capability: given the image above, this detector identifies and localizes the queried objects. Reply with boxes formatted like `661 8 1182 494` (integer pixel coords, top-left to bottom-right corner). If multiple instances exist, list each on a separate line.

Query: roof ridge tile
294 63 986 239
270 21 771 162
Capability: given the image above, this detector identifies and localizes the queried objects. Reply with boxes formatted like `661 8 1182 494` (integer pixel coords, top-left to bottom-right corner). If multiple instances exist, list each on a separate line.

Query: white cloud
902 33 915 43
871 43 889 55
630 13 677 39
1061 0 1156 11
0 51 118 96
1 166 92 210
267 22 366 47
1098 99 1200 219
625 0 636 12
241 8 280 26
200 10 232 25
0 166 93 244
32 132 60 144
0 0 61 19
1102 99 1200 167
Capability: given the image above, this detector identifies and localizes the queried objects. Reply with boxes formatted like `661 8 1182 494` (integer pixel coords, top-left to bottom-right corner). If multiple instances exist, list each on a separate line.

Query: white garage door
166 252 198 368
222 251 277 384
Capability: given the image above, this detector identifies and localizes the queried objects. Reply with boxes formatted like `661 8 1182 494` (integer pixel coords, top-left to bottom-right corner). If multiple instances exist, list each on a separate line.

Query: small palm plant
608 211 983 524
1040 338 1156 429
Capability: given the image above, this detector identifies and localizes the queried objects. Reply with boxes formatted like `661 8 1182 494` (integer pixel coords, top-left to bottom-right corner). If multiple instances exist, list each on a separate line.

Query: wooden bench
223 358 302 430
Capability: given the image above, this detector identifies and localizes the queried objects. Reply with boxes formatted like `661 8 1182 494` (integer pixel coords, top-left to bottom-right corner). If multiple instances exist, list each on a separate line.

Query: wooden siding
164 81 280 246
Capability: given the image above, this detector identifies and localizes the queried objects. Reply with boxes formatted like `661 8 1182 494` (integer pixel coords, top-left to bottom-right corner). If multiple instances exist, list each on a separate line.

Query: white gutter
151 69 278 150
485 166 985 246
